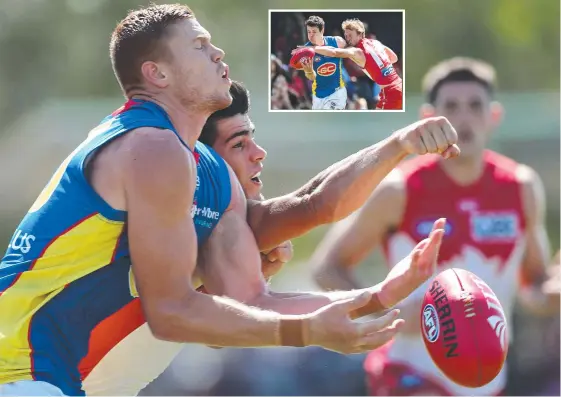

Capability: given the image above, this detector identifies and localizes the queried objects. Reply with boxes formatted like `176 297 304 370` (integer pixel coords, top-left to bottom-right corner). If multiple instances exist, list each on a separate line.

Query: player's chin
244 182 262 200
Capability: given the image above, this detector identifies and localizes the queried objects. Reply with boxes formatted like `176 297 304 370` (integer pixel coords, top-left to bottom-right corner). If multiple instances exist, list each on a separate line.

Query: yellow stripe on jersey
339 58 345 88
0 214 123 384
312 78 317 97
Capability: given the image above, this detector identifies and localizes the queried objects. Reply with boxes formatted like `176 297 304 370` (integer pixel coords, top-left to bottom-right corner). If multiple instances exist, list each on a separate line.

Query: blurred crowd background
0 0 558 395
270 11 403 110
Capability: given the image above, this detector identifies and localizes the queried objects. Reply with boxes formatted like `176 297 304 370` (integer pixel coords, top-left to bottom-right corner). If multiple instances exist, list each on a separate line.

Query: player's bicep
247 193 316 252
122 128 198 326
199 169 267 302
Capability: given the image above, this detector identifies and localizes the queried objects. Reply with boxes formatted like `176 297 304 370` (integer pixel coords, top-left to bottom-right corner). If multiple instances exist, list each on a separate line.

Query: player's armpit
310 170 406 291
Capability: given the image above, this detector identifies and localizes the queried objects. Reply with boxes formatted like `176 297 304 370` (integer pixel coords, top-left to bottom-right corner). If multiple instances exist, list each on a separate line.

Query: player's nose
211 44 225 63
252 144 267 162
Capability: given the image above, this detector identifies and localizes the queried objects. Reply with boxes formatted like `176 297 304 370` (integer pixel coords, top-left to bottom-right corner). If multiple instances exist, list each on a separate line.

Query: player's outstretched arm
248 117 460 251
314 46 361 59
201 168 445 321
516 165 559 316
197 170 407 352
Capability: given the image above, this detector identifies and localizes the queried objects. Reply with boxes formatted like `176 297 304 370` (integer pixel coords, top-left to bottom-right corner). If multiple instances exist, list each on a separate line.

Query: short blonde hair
341 18 365 35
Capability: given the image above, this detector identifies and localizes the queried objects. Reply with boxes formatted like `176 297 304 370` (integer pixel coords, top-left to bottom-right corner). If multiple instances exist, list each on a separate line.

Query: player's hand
395 117 460 159
301 57 314 73
307 292 404 354
261 240 293 280
377 218 446 308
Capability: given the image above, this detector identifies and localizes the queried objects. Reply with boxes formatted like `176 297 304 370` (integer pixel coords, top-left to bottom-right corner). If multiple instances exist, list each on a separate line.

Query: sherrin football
421 268 508 388
289 47 315 70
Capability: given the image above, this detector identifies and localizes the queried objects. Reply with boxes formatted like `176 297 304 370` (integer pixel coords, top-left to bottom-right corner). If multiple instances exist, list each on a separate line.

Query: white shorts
0 380 66 396
312 87 347 110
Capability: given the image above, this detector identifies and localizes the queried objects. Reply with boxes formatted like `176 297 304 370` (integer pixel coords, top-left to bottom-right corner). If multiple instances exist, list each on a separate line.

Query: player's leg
0 380 66 396
380 83 403 110
312 95 323 110
375 87 387 110
318 88 347 110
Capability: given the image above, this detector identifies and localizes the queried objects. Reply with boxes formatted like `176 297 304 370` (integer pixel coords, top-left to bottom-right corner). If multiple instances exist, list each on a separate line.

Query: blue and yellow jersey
306 36 345 98
0 99 230 395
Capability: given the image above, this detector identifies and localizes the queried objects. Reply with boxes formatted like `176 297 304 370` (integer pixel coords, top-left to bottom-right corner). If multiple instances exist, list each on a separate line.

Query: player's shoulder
121 127 194 177
484 149 531 183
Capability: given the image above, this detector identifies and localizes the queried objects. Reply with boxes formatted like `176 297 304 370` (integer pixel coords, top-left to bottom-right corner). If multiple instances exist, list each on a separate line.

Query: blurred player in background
312 57 560 396
299 16 348 110
313 18 402 110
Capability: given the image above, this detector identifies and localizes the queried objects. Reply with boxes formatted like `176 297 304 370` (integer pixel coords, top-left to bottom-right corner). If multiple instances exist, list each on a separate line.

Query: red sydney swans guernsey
377 150 527 395
355 38 401 86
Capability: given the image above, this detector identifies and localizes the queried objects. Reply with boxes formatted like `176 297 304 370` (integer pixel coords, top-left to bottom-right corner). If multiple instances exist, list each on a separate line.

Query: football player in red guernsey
312 18 402 110
311 57 560 396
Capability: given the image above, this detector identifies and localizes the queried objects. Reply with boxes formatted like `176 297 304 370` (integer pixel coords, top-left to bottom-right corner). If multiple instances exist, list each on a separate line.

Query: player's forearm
314 46 338 58
305 135 407 224
304 70 315 80
148 291 307 347
314 264 363 292
254 285 385 319
518 285 560 316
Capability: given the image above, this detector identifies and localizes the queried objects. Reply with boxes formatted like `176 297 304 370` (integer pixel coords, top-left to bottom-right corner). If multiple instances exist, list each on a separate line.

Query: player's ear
490 101 504 128
419 103 436 119
141 61 169 89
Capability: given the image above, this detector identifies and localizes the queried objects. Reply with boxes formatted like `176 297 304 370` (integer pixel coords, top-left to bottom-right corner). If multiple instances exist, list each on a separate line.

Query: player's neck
130 91 209 150
439 153 486 186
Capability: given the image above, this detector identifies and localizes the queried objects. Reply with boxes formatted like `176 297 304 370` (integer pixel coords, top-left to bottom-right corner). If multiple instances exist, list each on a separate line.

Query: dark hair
199 81 250 147
422 57 497 104
110 3 195 95
305 15 325 32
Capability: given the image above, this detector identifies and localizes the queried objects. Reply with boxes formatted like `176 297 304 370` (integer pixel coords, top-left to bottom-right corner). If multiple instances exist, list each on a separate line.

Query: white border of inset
268 9 406 113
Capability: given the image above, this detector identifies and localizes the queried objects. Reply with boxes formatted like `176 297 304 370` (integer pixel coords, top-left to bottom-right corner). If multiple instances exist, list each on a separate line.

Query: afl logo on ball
317 62 337 76
422 304 440 343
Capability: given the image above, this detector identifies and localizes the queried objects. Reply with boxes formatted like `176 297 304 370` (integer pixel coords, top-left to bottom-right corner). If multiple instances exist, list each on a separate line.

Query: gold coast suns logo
317 62 337 77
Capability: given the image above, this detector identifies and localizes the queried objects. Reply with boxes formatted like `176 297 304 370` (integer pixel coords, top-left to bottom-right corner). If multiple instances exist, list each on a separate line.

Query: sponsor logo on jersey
422 304 439 343
416 220 453 237
9 229 35 254
470 211 519 242
317 62 337 76
458 198 478 212
381 65 395 77
314 56 321 62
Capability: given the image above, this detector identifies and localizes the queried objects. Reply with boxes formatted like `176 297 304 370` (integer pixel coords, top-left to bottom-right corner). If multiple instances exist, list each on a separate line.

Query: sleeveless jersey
356 38 400 86
305 36 345 98
380 150 526 395
0 99 231 396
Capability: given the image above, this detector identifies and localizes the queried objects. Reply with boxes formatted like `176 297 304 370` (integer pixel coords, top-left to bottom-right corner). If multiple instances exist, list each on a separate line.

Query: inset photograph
269 9 404 112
